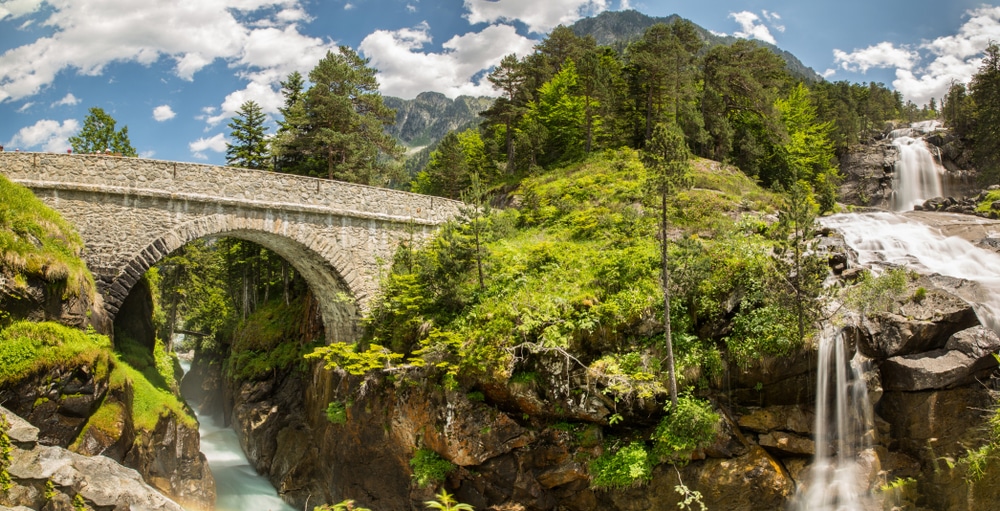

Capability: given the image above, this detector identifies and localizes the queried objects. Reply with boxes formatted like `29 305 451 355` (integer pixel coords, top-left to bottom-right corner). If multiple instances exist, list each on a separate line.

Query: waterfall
890 121 945 212
794 327 876 511
794 211 1000 509
178 360 297 511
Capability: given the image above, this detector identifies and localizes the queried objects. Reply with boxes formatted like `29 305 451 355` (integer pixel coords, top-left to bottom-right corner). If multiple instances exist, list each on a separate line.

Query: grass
0 174 95 299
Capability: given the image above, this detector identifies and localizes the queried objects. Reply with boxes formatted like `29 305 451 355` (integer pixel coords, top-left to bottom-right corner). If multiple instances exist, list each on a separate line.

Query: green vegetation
314 500 373 511
226 100 270 170
226 297 321 381
72 493 88 511
842 268 909 319
0 321 110 387
944 42 1000 185
652 394 719 462
325 401 348 425
68 107 137 157
409 448 456 488
589 440 652 490
1 412 12 493
425 489 475 511
0 174 95 303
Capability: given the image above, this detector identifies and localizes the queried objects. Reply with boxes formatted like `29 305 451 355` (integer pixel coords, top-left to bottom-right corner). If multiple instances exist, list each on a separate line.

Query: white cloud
822 68 836 79
619 0 631 10
189 133 228 159
153 105 176 121
0 0 43 21
344 3 354 10
51 93 79 107
16 101 33 112
833 42 919 73
761 10 784 33
406 3 416 13
832 6 1000 106
7 118 79 152
463 0 608 34
729 11 776 45
360 22 536 99
0 0 333 112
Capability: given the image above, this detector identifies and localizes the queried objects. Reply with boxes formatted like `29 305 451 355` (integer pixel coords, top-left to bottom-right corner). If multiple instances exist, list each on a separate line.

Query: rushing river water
178 360 297 511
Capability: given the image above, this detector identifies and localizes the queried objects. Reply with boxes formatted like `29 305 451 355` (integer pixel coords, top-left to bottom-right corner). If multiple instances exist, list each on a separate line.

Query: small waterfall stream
178 360 297 511
890 120 946 212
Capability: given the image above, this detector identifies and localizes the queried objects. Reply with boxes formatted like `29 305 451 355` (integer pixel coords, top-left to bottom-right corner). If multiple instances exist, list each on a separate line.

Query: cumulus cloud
51 93 79 107
360 22 536 99
153 105 176 121
7 118 79 152
729 11 777 45
833 42 919 73
833 6 1000 106
189 133 227 159
0 0 335 129
0 0 43 21
463 0 608 34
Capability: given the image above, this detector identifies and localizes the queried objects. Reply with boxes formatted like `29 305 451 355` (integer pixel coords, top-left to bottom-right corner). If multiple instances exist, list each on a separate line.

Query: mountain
384 92 494 149
570 9 824 82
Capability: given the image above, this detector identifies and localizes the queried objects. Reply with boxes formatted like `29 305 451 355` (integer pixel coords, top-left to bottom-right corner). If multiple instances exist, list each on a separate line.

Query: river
178 359 297 511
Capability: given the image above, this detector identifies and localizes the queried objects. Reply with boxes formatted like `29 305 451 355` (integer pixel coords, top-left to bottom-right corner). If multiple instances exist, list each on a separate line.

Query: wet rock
757 431 817 457
853 286 978 359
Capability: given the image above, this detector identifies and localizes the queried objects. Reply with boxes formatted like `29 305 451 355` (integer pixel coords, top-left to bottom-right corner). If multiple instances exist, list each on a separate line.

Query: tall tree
642 122 692 407
528 59 587 165
226 100 270 170
69 107 138 156
485 54 528 173
276 47 403 185
971 42 1000 185
775 83 839 211
776 181 825 345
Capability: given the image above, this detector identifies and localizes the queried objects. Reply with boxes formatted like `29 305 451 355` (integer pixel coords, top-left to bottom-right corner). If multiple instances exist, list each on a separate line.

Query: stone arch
106 213 365 343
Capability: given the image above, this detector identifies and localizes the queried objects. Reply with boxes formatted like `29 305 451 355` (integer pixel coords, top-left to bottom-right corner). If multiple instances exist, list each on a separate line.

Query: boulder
853 286 979 359
880 326 1000 391
878 386 994 460
757 431 817 457
737 405 814 436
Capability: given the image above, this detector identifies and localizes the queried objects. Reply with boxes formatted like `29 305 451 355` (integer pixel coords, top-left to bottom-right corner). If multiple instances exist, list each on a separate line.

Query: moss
0 321 111 386
227 296 321 381
0 174 95 299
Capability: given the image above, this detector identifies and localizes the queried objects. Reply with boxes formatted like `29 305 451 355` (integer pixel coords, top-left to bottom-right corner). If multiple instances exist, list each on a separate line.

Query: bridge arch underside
36 189 405 344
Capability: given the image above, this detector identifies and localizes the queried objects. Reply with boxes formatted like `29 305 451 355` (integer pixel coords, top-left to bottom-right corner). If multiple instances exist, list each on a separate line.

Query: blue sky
1 0 999 165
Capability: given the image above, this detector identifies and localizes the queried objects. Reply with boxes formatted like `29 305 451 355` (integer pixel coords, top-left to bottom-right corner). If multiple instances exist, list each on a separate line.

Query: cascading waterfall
795 211 1000 510
890 121 945 212
178 360 296 511
794 326 875 511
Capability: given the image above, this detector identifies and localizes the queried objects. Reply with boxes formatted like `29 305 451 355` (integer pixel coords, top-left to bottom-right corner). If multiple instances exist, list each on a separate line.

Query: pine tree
971 42 1000 185
275 48 402 185
642 122 693 407
226 100 270 170
485 54 527 173
69 107 138 156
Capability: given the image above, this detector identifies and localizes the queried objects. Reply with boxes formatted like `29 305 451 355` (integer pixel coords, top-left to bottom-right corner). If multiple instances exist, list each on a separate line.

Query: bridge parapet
0 152 462 225
0 152 464 341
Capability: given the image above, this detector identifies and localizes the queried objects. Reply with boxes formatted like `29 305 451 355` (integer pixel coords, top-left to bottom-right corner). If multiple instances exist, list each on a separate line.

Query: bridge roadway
0 152 462 341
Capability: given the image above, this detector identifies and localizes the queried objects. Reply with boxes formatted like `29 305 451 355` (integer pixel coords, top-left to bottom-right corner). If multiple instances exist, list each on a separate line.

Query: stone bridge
0 152 462 341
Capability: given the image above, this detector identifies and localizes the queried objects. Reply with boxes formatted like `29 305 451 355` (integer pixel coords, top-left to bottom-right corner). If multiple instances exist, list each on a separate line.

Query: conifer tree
69 107 137 156
643 122 693 407
971 42 1000 184
226 100 270 170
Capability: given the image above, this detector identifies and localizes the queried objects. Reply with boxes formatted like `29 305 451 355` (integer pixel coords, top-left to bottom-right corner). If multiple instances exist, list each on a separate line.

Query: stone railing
0 152 462 226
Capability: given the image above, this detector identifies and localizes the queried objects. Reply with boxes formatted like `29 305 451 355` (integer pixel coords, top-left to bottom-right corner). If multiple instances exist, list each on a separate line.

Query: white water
795 328 875 511
178 360 296 511
796 210 1000 509
891 121 945 212
823 212 1000 332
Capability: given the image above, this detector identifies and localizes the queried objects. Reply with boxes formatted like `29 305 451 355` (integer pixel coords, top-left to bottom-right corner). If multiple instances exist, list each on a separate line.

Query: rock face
1 406 185 511
0 273 110 336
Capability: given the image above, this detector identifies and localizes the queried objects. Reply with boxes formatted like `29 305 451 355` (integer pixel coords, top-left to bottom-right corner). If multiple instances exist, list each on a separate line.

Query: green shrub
652 394 720 462
325 401 348 425
589 441 652 490
410 448 455 488
912 287 927 303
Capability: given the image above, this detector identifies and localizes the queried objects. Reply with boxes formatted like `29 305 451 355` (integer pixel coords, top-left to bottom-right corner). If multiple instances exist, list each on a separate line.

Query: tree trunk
662 192 678 407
